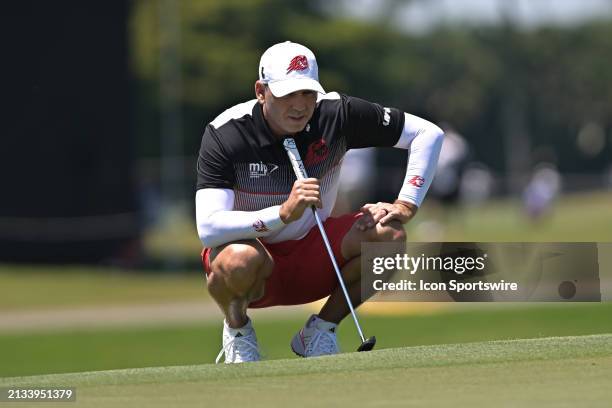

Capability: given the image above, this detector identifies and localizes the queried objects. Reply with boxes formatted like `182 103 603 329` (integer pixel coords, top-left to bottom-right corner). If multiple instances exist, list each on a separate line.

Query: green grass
411 191 612 241
1 334 611 407
1 303 611 378
0 265 206 310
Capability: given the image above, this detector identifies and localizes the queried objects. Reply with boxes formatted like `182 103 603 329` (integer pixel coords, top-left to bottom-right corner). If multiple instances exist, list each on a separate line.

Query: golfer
196 41 443 363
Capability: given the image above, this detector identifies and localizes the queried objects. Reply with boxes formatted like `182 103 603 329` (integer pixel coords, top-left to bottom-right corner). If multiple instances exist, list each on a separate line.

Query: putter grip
282 138 308 180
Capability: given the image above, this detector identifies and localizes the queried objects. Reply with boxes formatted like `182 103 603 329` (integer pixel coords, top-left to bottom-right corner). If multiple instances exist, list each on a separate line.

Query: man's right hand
279 178 322 224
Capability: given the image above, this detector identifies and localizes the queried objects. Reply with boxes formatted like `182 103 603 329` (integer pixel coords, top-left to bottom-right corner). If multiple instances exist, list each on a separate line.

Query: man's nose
290 94 308 111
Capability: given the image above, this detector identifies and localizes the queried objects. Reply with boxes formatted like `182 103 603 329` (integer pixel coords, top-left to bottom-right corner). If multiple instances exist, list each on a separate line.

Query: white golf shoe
291 314 340 357
215 318 260 364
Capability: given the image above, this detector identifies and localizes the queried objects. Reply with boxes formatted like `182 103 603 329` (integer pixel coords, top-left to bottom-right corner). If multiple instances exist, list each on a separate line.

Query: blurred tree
130 0 612 185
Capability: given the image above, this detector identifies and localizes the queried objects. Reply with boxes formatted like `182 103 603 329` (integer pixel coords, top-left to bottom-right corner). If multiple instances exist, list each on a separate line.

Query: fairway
1 334 610 407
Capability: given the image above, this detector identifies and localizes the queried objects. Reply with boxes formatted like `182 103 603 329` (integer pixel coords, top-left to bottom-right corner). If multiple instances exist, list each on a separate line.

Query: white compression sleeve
394 113 444 207
195 188 285 248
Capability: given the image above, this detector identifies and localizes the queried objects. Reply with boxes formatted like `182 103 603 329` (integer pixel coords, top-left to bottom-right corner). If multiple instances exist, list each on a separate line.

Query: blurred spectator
333 147 377 214
522 163 562 220
576 121 606 157
430 124 470 205
459 162 495 206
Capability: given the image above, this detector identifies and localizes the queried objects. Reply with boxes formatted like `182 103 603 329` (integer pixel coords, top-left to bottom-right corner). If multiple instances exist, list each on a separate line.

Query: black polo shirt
196 92 404 213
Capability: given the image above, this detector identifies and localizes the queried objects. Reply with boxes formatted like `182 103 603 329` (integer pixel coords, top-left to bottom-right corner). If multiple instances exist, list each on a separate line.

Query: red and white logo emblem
305 138 329 166
407 175 425 188
252 219 269 233
286 55 309 74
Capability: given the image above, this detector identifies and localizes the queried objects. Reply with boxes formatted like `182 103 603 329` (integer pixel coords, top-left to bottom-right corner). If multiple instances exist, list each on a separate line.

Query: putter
283 138 376 352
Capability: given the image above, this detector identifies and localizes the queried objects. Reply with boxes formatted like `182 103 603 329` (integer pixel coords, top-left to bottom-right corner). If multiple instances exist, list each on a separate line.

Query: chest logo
249 162 279 178
305 138 329 167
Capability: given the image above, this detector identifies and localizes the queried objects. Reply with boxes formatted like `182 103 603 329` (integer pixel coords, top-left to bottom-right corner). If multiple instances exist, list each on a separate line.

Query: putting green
2 334 610 407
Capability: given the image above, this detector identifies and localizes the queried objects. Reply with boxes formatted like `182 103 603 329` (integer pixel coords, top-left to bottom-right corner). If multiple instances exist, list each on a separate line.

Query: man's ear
254 81 266 104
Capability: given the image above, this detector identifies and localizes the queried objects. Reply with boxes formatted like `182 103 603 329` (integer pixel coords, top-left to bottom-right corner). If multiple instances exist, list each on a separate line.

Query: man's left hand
356 200 418 231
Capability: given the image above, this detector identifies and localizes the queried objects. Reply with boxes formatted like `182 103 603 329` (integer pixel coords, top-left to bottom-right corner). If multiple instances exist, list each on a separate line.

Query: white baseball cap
258 41 325 97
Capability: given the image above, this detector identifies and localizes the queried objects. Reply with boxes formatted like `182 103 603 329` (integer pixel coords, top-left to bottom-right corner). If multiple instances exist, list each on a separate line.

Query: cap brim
268 78 325 97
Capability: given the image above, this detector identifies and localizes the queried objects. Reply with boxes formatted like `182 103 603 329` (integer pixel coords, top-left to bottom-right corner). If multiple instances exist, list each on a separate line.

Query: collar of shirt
252 103 281 147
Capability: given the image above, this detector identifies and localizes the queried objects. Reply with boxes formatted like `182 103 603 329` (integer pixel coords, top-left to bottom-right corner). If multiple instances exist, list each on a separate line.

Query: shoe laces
305 329 338 356
215 332 259 364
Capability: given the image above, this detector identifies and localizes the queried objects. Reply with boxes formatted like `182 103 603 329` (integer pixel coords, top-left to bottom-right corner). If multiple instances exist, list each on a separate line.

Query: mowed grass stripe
1 303 611 378
66 357 612 408
2 334 610 388
0 265 207 310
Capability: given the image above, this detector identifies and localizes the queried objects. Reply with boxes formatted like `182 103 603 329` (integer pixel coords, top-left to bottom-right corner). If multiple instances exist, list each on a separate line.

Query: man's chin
283 124 307 135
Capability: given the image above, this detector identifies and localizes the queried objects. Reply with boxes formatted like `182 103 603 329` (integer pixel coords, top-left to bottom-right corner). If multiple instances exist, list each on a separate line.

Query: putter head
357 336 376 352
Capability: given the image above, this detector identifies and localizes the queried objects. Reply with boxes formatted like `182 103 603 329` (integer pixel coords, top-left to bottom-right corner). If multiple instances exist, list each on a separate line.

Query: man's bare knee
209 241 273 296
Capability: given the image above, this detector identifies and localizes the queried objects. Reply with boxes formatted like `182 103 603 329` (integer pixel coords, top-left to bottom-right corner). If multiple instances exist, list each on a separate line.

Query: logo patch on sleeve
407 175 425 188
253 219 269 232
383 107 391 126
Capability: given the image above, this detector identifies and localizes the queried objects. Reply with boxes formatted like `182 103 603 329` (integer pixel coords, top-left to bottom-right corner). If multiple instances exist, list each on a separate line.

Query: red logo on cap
286 55 309 74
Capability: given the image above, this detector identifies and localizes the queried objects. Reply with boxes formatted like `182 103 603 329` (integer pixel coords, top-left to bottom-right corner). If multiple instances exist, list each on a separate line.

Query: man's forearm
196 188 285 248
395 113 444 207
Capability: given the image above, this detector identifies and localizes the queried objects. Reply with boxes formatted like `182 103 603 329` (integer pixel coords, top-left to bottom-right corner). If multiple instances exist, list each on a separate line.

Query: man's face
256 81 317 137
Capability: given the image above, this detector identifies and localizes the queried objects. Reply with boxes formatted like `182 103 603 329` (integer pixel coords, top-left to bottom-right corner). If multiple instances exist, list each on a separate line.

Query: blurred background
0 0 611 378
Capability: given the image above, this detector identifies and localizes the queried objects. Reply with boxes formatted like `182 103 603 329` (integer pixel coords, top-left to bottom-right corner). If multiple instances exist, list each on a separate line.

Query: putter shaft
310 206 366 344
283 138 369 346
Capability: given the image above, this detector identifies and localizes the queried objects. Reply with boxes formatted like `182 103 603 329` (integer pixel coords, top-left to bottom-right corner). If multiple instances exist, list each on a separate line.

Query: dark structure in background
0 1 140 263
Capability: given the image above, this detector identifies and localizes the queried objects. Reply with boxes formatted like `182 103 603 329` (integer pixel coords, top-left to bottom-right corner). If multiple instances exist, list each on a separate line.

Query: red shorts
201 212 361 308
